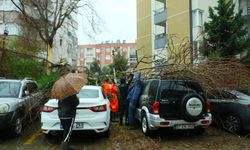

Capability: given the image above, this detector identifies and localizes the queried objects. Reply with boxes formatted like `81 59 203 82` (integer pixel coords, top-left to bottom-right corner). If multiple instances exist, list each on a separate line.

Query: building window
192 9 203 27
96 49 100 53
60 39 62 46
106 55 111 60
198 11 203 26
87 48 92 53
106 48 111 53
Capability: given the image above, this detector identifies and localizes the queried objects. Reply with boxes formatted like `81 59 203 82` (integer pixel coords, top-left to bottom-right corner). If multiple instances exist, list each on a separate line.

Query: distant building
0 0 78 66
78 41 136 69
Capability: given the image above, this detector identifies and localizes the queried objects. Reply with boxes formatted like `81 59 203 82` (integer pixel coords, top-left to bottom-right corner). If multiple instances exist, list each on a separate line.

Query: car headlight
0 104 10 113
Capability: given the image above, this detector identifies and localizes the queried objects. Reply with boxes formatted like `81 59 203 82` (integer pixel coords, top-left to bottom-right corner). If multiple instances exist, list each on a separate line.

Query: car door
159 81 186 119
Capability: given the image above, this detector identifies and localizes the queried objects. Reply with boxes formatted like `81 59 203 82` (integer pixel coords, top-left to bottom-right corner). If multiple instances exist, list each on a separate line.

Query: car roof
0 79 21 82
82 85 102 90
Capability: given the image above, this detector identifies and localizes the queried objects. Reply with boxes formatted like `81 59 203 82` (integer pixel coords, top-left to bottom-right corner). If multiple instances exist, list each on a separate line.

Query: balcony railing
154 8 167 26
155 0 166 4
154 33 167 49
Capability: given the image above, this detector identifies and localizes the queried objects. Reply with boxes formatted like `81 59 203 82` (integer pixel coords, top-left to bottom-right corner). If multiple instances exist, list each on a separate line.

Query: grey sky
77 0 136 45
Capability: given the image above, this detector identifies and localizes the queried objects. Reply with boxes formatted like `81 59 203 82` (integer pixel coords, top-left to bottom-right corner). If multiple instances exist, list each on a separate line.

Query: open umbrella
51 73 88 100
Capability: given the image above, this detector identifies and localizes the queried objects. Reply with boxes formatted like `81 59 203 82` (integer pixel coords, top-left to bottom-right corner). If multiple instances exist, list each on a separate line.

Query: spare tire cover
181 94 205 122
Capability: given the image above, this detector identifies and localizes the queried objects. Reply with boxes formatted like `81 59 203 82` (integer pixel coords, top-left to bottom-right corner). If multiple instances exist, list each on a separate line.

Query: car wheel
10 116 22 137
224 114 242 134
141 112 152 136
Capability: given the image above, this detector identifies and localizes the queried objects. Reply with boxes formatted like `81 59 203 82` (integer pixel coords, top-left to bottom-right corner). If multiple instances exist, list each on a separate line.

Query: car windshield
78 89 99 98
238 89 250 96
0 81 21 98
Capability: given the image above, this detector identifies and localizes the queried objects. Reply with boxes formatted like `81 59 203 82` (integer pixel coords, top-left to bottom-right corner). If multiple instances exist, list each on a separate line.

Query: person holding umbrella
51 71 87 150
58 94 79 150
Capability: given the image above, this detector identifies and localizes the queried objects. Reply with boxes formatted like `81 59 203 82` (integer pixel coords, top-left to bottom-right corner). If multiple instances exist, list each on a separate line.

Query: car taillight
41 106 57 112
152 102 159 114
90 104 107 112
206 101 211 113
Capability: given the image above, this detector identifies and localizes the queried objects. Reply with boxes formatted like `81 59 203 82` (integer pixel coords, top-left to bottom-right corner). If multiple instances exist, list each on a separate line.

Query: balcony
154 8 167 26
155 0 166 3
154 33 167 49
240 0 250 22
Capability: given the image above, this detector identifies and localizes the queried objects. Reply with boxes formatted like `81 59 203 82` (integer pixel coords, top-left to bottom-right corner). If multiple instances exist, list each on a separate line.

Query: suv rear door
159 81 183 119
159 80 206 120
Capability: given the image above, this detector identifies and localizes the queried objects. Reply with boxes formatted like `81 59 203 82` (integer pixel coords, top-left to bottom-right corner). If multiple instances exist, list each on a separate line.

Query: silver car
0 78 41 137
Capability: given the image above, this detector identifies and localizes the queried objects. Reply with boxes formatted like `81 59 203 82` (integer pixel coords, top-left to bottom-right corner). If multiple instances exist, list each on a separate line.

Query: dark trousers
60 117 75 143
119 102 128 125
128 102 136 125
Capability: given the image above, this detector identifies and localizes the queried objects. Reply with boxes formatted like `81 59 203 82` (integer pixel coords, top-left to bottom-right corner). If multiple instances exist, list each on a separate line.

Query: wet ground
0 120 249 150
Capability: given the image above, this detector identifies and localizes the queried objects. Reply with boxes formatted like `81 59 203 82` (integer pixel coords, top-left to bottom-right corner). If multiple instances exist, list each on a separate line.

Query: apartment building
0 0 78 66
78 41 136 69
137 0 219 68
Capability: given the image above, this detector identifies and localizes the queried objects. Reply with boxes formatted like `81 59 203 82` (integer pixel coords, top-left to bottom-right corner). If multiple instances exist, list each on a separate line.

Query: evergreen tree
203 0 249 58
90 60 101 74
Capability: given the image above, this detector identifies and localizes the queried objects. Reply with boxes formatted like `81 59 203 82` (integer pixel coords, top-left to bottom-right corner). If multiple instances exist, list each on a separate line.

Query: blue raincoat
127 72 142 125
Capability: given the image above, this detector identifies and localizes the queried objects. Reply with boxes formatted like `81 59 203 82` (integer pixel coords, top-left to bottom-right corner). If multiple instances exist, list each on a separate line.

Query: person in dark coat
118 74 133 126
58 94 79 150
127 72 142 129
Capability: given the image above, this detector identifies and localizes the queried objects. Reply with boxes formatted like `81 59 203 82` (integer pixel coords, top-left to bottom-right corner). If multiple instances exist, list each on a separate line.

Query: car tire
10 115 22 137
141 112 152 136
224 113 242 134
181 94 205 122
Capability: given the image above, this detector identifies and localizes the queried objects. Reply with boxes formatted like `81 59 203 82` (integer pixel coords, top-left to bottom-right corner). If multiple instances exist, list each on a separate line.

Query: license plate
60 122 84 129
174 124 194 130
74 122 84 129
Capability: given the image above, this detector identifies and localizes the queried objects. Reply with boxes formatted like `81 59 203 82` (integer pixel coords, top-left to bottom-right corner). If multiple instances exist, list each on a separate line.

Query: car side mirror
23 90 30 96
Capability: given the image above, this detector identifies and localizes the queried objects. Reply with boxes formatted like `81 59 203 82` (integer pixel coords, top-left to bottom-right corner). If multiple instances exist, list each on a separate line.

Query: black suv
135 79 212 135
0 78 41 136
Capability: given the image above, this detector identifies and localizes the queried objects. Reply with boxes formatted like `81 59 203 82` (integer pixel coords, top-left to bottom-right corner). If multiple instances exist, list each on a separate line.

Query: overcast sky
77 0 136 45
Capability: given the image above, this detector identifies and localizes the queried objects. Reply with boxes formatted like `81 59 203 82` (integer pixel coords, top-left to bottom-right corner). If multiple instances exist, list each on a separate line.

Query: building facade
136 0 219 68
0 0 78 66
78 41 136 69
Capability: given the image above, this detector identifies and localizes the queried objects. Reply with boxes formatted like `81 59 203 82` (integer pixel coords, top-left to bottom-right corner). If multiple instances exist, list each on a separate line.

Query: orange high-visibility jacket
103 82 118 112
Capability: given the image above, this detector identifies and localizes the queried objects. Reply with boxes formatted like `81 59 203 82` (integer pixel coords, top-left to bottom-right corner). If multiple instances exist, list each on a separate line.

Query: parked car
41 85 110 137
135 79 212 136
207 90 250 134
237 88 250 96
0 78 41 136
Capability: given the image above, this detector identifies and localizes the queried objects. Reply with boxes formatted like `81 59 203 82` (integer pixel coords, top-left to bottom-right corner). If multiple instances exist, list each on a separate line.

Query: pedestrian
103 78 115 121
58 94 79 150
58 69 80 150
127 72 142 129
118 74 133 126
110 79 119 121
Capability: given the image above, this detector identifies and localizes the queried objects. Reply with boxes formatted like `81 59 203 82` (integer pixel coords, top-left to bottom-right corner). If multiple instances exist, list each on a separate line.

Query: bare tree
11 0 96 73
131 35 250 91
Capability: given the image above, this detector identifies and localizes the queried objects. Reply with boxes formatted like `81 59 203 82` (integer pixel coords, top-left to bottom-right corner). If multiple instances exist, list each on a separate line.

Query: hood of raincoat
135 72 141 81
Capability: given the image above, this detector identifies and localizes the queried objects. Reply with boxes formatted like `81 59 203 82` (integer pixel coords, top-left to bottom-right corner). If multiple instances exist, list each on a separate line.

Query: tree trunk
46 44 53 75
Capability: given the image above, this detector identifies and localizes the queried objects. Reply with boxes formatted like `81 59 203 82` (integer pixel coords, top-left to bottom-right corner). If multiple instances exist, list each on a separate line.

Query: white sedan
41 85 110 137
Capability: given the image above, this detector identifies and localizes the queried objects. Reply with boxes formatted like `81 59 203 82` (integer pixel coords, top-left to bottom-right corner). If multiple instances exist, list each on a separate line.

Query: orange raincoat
110 83 118 112
103 82 119 112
